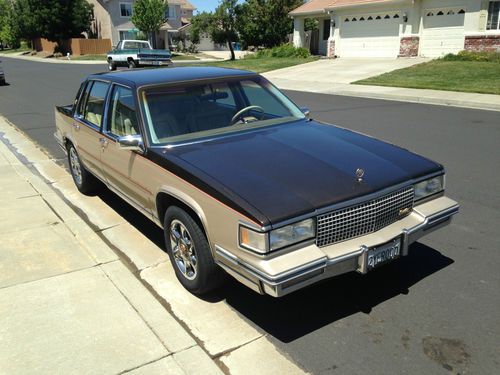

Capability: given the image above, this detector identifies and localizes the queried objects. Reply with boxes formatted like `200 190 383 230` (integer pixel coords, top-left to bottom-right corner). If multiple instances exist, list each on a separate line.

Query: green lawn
0 47 31 55
354 60 500 95
71 54 106 61
171 53 199 61
187 56 319 73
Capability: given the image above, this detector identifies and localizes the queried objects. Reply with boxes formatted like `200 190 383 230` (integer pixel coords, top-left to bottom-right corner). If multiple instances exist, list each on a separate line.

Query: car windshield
141 76 305 145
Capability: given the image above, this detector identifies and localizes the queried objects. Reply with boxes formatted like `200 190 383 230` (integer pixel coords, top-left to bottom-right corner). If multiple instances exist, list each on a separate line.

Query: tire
128 59 137 69
107 59 116 71
164 206 225 295
67 143 99 195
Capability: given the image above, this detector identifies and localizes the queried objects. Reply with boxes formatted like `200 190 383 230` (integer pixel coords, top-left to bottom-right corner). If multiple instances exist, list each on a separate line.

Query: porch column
293 17 305 48
327 13 338 58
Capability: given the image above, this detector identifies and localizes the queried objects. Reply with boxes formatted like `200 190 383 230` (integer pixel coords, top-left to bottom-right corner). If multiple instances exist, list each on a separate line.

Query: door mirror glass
118 134 144 153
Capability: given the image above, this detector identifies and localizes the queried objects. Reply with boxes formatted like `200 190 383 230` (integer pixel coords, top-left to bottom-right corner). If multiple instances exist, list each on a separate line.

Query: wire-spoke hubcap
170 219 198 280
69 147 82 186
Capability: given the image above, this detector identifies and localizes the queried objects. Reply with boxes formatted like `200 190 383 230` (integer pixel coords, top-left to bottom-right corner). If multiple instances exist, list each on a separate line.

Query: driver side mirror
118 134 144 153
300 107 311 120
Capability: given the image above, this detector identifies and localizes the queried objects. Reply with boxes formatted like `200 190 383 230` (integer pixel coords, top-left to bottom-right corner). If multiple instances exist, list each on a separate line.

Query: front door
73 80 110 179
100 84 152 212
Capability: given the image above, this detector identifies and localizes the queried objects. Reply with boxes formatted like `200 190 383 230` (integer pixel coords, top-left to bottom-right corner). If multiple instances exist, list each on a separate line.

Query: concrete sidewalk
0 116 305 374
263 58 500 112
0 124 220 373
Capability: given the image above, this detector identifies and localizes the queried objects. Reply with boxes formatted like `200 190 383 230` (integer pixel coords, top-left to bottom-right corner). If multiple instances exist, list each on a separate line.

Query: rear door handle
72 123 80 131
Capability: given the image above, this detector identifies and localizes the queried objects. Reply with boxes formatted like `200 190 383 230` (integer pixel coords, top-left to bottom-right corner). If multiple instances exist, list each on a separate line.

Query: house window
120 3 133 17
166 6 177 19
487 1 500 30
119 30 138 41
322 19 330 40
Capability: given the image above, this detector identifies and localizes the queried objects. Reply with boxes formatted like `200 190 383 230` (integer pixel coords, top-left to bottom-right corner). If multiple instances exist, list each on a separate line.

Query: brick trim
464 35 500 52
399 36 419 57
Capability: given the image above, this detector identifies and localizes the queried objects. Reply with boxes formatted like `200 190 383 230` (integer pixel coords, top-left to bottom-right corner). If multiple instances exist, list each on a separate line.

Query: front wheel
67 143 99 195
107 59 116 71
164 206 225 295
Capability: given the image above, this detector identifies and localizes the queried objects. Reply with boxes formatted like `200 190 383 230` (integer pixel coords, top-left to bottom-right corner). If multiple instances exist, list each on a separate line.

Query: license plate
367 238 401 270
152 61 162 66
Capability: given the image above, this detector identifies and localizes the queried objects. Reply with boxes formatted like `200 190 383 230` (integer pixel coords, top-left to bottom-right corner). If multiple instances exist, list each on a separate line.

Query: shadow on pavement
222 243 453 343
94 187 454 343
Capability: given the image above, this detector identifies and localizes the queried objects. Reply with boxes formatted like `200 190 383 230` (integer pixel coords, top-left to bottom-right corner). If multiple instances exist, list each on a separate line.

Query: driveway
263 57 428 86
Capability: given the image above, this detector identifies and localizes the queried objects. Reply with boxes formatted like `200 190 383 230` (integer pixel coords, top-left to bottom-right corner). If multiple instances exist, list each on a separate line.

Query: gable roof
290 0 397 16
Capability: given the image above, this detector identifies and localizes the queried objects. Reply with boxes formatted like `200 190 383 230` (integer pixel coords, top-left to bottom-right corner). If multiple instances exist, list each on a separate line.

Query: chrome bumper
215 197 459 298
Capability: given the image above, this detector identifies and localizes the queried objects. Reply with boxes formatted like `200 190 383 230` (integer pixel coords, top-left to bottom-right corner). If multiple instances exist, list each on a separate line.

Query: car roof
88 67 257 88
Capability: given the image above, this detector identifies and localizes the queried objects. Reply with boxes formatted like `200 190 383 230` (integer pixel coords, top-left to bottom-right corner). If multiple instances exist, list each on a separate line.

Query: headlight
270 218 315 251
239 226 268 254
239 219 316 254
414 175 444 201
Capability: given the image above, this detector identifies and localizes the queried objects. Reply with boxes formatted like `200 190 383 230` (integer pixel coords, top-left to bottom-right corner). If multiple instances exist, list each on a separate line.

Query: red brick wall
464 35 500 53
327 39 335 58
399 37 419 57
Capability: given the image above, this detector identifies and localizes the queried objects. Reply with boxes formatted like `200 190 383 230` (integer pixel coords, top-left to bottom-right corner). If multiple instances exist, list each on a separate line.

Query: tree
236 0 303 48
191 0 239 60
131 0 167 48
11 0 93 48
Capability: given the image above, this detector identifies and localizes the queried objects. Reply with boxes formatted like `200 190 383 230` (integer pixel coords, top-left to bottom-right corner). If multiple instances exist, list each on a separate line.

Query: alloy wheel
170 219 198 280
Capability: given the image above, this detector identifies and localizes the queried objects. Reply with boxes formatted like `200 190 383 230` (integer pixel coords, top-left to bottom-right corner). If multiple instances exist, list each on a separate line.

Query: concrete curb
0 115 307 375
263 77 500 112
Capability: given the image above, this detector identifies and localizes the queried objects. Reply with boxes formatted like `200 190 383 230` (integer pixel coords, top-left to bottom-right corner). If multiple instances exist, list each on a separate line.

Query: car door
100 83 152 213
73 80 110 179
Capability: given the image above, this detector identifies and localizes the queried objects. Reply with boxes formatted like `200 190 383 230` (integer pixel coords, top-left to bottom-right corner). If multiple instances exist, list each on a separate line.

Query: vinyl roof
89 67 256 88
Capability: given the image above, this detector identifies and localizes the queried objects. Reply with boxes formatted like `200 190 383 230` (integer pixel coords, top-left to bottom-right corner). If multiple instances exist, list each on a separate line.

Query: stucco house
290 0 500 57
88 0 195 49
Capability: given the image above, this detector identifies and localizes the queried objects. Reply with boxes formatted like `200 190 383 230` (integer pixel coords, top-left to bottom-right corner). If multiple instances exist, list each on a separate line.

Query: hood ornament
356 168 365 182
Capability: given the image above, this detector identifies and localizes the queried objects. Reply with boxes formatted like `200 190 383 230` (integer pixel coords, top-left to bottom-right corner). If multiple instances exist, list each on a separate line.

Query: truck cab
107 40 172 71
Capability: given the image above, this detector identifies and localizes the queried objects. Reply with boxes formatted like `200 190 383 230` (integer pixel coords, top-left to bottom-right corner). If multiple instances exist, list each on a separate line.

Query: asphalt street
0 56 499 374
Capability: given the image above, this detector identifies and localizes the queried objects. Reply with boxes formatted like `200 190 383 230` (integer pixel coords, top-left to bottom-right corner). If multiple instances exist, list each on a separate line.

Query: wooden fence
33 38 112 55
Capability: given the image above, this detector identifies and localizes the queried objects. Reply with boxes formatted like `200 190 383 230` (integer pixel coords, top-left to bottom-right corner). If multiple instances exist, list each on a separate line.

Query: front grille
138 54 171 60
316 187 414 247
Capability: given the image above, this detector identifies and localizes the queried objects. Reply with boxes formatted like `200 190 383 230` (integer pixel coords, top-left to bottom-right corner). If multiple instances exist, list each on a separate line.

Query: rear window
123 41 150 49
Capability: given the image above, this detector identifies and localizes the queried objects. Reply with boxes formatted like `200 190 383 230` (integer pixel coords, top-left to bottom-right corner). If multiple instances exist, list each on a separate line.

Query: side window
84 81 109 127
77 81 92 117
107 85 139 137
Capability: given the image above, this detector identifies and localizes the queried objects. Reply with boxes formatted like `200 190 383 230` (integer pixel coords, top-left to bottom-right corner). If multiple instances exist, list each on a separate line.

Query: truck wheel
164 206 225 295
107 59 116 71
128 59 137 69
67 143 99 195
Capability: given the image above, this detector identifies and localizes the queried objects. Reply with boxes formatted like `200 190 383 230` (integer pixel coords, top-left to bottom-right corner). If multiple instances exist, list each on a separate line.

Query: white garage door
338 12 401 57
421 8 465 57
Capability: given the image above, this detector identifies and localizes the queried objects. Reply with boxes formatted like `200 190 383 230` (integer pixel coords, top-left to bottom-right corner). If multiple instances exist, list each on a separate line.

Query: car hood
161 120 442 226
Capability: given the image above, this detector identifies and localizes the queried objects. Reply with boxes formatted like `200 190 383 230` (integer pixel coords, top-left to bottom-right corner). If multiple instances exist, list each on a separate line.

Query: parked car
0 62 5 85
106 40 172 71
54 67 459 297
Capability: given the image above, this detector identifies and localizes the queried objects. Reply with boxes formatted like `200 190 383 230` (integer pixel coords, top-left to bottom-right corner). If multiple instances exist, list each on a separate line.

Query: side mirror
300 107 311 120
118 134 144 153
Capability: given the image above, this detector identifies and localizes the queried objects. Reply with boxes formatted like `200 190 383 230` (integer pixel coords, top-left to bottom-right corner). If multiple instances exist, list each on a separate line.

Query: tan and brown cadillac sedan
54 67 459 297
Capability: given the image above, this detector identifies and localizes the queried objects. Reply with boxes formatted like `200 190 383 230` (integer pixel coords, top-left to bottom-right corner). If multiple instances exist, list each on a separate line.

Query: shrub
251 44 311 59
441 51 500 62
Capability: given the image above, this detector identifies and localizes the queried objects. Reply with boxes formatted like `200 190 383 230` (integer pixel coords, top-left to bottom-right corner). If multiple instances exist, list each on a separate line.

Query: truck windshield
141 76 305 145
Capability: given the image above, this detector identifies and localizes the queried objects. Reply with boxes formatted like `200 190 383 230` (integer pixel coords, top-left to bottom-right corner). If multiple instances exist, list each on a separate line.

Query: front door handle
99 138 108 148
72 123 80 131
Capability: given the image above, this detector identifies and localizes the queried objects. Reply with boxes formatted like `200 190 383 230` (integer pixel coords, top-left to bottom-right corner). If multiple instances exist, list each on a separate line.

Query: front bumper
215 196 459 297
138 59 172 66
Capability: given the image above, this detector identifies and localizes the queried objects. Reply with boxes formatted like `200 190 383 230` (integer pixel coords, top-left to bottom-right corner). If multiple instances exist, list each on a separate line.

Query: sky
190 0 243 14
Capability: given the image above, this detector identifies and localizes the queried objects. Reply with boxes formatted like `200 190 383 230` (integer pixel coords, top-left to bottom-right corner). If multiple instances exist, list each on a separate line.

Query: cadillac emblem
355 168 365 182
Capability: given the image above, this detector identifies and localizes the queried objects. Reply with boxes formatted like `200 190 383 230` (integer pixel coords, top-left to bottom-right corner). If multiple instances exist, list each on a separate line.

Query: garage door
421 8 465 57
338 12 401 57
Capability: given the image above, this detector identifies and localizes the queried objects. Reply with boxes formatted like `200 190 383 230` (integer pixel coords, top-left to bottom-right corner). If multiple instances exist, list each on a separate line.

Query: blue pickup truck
106 40 172 71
